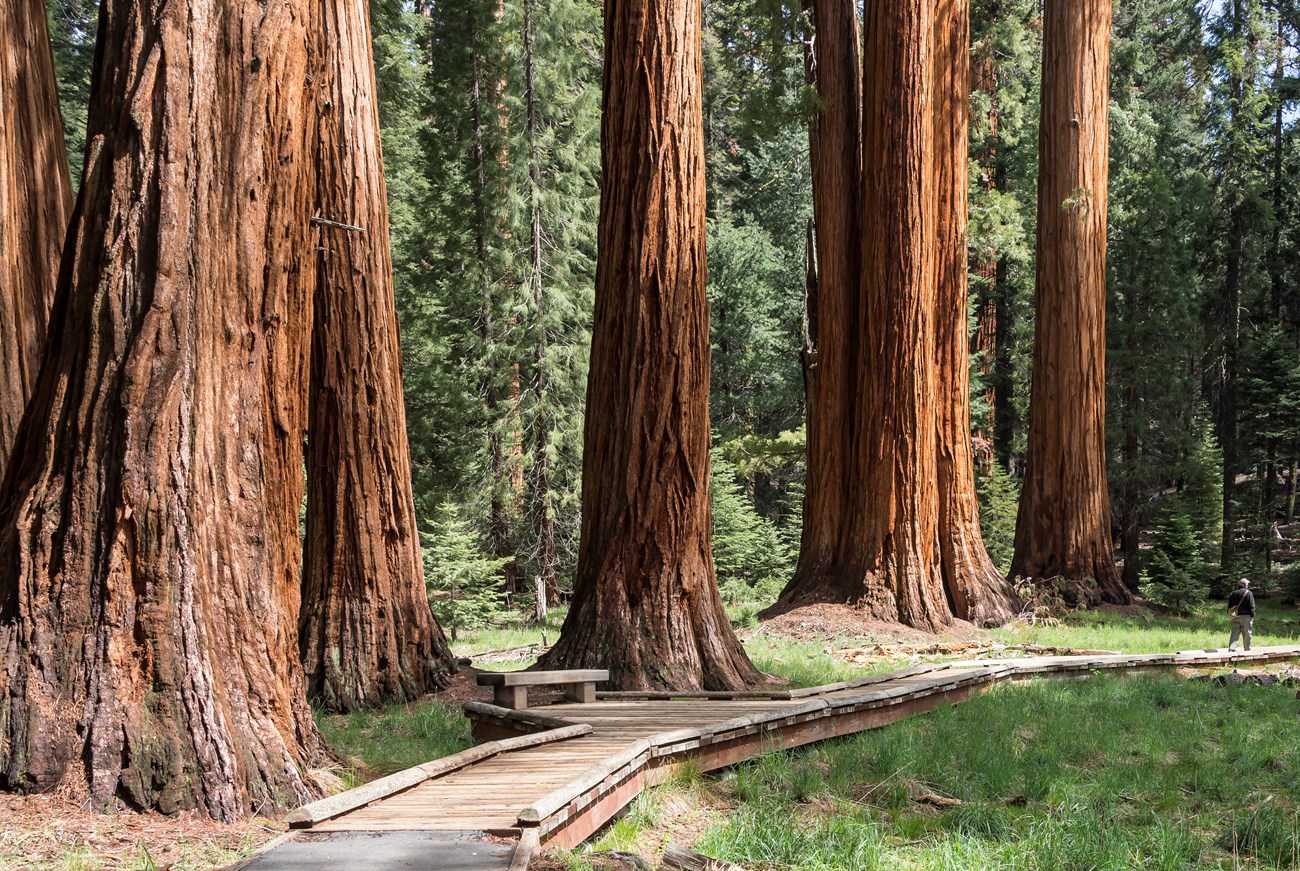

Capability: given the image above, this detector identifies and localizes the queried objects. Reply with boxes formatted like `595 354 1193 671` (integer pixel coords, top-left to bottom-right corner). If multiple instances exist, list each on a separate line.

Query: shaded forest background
42 0 1300 617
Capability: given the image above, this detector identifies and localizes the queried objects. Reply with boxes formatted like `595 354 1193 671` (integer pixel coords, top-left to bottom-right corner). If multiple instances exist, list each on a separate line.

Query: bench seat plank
477 669 610 687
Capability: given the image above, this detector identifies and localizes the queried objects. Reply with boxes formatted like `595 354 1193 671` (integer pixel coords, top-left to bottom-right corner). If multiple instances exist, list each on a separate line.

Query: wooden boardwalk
237 644 1300 870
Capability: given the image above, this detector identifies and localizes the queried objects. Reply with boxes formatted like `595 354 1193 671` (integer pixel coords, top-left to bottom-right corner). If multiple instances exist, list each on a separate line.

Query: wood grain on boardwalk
239 645 1300 870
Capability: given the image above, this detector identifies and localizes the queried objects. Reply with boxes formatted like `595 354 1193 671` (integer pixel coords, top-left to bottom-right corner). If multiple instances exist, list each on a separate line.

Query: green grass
994 600 1300 654
316 697 474 782
450 608 568 668
555 673 1300 870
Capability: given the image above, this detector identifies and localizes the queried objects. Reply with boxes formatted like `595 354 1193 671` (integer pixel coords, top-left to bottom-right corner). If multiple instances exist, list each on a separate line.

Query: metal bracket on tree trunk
310 215 366 233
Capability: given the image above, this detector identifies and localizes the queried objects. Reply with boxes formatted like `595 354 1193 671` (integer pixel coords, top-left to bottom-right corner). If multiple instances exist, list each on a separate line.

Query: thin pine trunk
522 0 558 621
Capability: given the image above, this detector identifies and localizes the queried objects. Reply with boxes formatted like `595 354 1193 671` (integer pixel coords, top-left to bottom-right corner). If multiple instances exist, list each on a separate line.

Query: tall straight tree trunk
932 0 1017 624
0 0 324 817
791 0 862 593
0 0 72 475
1011 0 1128 604
1218 0 1245 573
539 0 760 690
779 0 1015 629
849 0 950 630
300 0 455 712
467 17 518 595
521 0 559 621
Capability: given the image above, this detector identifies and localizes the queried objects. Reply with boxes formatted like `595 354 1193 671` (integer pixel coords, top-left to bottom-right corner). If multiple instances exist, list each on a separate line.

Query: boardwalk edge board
284 723 593 827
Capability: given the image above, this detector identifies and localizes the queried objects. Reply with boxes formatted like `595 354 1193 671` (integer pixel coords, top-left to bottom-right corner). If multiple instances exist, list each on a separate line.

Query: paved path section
236 644 1300 869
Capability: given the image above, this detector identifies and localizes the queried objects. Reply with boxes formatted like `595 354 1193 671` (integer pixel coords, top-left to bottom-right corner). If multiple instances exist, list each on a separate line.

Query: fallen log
663 842 747 871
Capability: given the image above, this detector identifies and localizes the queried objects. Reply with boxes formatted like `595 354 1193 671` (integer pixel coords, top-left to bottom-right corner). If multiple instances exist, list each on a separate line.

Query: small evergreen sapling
711 456 792 605
1139 501 1210 614
423 501 511 641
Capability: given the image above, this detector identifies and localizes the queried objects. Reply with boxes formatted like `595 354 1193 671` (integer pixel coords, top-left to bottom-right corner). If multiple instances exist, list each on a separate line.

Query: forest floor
9 598 1300 869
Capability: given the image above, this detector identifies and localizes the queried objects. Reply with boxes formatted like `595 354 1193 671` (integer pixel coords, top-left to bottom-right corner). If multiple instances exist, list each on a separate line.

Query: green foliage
975 462 1019 574
1282 563 1300 604
1180 419 1227 561
711 456 793 606
423 502 510 640
44 0 97 187
1139 501 1210 614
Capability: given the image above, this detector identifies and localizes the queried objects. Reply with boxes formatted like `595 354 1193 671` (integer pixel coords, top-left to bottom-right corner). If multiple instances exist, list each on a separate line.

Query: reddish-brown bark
300 0 455 712
538 0 760 690
933 0 1017 624
0 0 326 817
1011 0 1128 603
792 0 862 593
778 0 1016 629
0 0 72 475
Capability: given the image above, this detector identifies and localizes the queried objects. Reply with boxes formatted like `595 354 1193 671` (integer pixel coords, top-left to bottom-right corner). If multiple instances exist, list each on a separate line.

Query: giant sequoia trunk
1011 0 1128 604
932 0 1017 624
0 0 325 817
778 0 1015 629
0 0 72 475
300 0 455 712
792 0 862 592
538 0 760 690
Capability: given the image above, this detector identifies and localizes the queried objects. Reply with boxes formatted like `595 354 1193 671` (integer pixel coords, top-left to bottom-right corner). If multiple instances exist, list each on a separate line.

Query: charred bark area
0 0 72 474
300 0 455 713
1011 0 1129 604
539 0 760 690
0 0 326 817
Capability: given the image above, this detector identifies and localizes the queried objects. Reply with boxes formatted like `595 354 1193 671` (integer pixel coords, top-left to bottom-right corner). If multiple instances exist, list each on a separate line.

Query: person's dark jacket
1228 588 1256 617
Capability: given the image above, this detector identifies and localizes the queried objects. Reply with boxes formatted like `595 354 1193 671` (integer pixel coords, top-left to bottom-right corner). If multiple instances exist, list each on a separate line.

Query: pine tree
1106 0 1211 589
424 502 511 641
1139 501 1210 614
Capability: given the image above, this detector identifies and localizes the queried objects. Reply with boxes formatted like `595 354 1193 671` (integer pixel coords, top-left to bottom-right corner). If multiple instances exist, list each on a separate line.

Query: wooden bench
476 669 609 709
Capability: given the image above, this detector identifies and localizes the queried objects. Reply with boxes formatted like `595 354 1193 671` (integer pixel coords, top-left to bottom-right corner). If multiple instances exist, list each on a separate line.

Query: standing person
1227 578 1255 651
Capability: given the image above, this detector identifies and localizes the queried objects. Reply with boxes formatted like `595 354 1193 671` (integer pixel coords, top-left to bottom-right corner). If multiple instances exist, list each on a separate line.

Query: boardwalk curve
234 644 1300 870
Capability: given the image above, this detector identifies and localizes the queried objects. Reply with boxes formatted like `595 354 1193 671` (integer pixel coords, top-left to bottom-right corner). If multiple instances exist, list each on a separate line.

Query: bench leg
563 682 596 704
494 684 528 710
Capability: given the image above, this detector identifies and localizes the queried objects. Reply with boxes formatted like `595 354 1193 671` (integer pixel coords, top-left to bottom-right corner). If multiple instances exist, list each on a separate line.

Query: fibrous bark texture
932 0 1017 624
777 0 1016 629
0 0 72 475
0 0 325 817
301 0 454 713
1011 0 1128 604
539 0 761 690
852 0 949 630
793 0 862 592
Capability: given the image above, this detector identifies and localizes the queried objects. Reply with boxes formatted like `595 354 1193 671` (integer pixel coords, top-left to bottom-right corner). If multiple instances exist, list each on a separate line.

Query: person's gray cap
1239 577 1251 586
